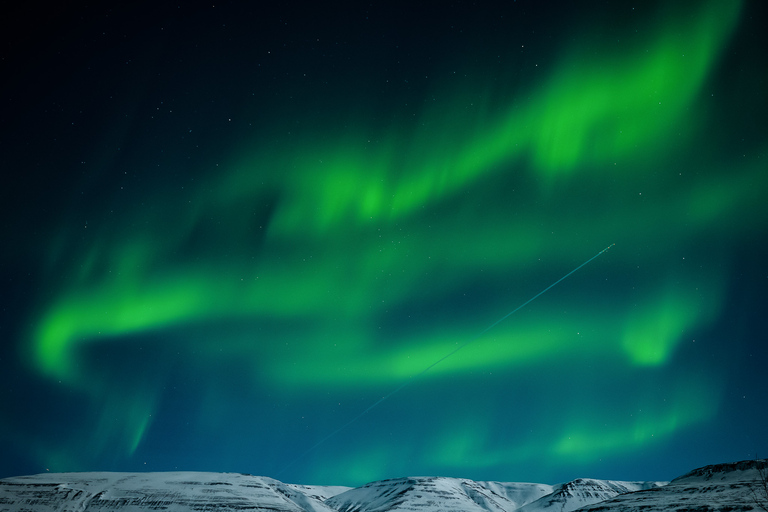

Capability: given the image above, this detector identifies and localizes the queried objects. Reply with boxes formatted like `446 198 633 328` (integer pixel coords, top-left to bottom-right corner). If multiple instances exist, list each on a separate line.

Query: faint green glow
24 0 750 474
216 0 742 235
407 371 723 476
270 313 629 388
308 445 409 486
128 412 152 456
429 441 540 473
30 0 744 379
552 375 720 462
526 0 741 176
424 420 537 471
685 162 768 229
622 281 723 366
554 421 668 461
34 273 212 381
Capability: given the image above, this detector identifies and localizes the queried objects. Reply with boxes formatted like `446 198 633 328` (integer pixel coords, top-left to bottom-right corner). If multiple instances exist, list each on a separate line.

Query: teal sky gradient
1 0 766 486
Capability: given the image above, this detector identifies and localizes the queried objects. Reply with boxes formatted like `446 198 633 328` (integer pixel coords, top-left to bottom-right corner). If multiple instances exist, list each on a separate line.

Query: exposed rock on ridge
516 478 665 512
0 472 341 512
577 458 768 512
1 459 763 512
324 476 551 512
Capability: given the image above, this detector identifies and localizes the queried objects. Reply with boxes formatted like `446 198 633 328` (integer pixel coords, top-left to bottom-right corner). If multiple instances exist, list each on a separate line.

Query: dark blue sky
1 0 767 486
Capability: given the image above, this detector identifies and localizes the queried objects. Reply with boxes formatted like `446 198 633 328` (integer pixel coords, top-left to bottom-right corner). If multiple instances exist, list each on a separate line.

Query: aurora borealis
2 0 767 486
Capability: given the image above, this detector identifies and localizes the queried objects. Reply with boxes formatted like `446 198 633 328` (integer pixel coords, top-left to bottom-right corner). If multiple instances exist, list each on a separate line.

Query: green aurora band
22 0 765 481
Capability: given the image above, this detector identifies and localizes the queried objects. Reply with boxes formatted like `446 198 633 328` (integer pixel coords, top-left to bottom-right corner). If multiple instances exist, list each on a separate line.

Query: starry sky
1 0 767 487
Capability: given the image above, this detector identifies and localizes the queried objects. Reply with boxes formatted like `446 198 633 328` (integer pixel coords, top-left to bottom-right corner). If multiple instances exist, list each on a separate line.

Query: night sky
2 0 767 487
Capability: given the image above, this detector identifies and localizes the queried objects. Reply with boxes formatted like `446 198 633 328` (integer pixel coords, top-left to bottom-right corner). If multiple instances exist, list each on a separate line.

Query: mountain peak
0 459 763 512
672 458 768 484
578 458 766 512
516 478 665 512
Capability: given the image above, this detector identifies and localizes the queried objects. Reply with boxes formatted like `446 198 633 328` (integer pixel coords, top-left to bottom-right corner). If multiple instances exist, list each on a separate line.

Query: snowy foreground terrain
0 459 765 512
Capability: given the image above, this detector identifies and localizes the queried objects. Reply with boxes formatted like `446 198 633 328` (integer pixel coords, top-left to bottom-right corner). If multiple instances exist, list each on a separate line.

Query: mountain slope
476 481 556 510
517 478 666 512
325 476 552 512
285 483 353 502
0 472 341 512
1 460 762 512
576 459 768 512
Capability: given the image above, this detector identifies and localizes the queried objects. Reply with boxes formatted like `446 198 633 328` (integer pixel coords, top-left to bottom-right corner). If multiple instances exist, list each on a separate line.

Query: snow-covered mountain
324 476 552 512
577 459 768 512
516 478 665 512
0 459 764 512
0 472 344 512
474 481 556 508
285 483 354 503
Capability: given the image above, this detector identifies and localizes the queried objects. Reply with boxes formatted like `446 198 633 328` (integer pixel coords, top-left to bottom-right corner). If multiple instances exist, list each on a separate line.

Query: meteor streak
277 244 615 476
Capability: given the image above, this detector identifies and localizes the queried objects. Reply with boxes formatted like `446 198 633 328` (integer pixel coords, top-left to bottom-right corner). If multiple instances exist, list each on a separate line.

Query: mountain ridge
0 459 765 512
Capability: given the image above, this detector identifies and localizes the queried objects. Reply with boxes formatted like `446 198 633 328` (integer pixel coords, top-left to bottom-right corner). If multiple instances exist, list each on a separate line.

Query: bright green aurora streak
21 0 765 483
